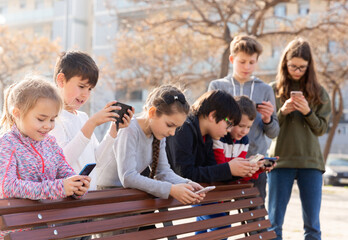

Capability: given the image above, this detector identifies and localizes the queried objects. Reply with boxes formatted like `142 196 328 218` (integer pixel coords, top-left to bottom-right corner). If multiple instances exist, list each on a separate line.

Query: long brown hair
275 37 322 105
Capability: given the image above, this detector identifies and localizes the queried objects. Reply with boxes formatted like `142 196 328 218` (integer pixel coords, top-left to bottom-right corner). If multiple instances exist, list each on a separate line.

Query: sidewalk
266 185 348 239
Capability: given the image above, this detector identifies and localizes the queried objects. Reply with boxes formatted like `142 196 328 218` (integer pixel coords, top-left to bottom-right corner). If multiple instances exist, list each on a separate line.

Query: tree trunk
323 85 344 163
219 45 230 78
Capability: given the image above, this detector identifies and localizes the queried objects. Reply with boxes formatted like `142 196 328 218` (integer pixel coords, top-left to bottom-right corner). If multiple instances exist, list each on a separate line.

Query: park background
1 1 348 239
0 0 347 161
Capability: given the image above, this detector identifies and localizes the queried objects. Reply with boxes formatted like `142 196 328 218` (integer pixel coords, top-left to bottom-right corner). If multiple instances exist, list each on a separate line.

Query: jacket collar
12 124 40 147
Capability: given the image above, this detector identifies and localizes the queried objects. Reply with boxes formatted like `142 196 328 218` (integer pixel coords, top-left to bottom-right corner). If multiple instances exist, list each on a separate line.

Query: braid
149 137 160 179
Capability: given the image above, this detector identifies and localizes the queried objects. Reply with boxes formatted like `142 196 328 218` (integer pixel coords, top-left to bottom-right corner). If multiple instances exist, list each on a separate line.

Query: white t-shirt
50 110 115 190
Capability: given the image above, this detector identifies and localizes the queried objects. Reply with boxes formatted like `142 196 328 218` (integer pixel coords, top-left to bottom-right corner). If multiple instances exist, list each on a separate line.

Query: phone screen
112 102 132 124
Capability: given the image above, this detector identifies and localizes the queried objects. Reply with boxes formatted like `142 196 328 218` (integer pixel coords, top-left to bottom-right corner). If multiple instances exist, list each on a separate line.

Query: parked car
324 154 348 186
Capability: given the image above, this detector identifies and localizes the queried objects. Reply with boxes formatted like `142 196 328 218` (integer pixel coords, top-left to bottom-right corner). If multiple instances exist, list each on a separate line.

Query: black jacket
166 115 237 183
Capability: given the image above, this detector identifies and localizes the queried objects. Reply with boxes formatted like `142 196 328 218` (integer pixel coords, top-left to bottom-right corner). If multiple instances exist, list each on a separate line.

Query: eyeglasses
287 64 308 72
224 118 233 129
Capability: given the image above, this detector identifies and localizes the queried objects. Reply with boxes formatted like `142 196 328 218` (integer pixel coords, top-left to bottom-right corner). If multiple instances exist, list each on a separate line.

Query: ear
208 111 216 123
229 55 234 64
148 106 157 119
12 107 20 119
56 73 66 88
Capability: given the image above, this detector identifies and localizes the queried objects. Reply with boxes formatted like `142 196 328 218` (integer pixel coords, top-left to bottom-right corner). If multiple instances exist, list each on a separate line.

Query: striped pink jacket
0 125 76 200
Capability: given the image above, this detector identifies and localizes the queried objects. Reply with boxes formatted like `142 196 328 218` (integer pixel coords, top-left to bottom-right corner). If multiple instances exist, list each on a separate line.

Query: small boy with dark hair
166 90 263 185
50 51 133 190
166 91 264 237
213 95 269 182
208 34 279 200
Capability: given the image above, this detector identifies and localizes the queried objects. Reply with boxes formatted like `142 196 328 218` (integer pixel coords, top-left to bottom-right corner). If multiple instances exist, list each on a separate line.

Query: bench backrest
0 184 276 240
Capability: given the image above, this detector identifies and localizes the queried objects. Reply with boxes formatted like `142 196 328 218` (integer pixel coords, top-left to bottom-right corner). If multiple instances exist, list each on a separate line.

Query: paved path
266 185 348 240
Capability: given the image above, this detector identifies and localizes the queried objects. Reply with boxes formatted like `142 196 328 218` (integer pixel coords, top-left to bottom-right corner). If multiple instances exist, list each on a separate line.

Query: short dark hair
53 51 99 88
191 90 241 125
234 96 257 121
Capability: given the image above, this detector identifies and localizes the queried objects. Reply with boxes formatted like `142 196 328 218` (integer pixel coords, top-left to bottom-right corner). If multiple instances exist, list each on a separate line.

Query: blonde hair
0 76 63 134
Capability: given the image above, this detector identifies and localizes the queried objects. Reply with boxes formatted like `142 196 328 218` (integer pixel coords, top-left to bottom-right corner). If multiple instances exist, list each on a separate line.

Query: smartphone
79 163 96 176
112 102 133 124
262 157 277 167
195 186 216 194
290 91 303 97
249 154 264 164
256 103 263 108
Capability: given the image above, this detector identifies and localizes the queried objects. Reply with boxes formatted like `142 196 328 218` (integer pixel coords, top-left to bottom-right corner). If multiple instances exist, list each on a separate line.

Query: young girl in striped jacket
0 76 90 239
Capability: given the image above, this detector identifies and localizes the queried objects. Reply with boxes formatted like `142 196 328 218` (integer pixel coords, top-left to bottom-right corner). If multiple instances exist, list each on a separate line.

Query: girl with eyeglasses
268 37 331 240
97 85 204 205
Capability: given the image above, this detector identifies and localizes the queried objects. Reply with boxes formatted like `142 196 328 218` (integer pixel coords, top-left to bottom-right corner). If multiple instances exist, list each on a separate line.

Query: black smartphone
256 103 263 108
112 102 133 124
262 157 277 167
79 163 96 176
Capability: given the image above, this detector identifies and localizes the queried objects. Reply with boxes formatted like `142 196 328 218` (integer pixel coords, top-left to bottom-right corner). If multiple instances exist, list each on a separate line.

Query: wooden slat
0 188 152 215
7 199 266 240
1 188 260 230
102 210 270 240
181 220 272 240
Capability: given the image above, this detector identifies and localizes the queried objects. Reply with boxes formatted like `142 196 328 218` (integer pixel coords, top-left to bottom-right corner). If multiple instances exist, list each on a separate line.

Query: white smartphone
195 186 216 194
249 154 264 164
290 91 303 97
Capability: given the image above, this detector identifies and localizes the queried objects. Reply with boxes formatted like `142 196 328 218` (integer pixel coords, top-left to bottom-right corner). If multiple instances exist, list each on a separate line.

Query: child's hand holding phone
63 175 90 197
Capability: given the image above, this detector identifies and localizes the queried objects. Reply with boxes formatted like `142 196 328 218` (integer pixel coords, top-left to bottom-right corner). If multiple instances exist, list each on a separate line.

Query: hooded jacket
209 75 280 156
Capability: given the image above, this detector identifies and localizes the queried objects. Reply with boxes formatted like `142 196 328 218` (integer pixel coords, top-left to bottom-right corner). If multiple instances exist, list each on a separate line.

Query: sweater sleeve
154 140 189 184
263 86 280 139
51 118 90 168
0 141 66 200
304 87 331 136
50 139 77 179
213 139 227 164
170 122 233 183
95 131 115 167
115 125 172 199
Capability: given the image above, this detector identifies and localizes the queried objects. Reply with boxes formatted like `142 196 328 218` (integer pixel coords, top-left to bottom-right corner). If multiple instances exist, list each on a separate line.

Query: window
19 0 26 9
298 3 310 15
274 4 286 17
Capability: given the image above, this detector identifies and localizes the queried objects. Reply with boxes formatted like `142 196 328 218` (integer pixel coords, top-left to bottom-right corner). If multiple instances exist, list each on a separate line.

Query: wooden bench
0 183 276 240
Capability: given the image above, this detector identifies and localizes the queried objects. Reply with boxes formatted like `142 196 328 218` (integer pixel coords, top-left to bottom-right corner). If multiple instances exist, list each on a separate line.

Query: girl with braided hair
98 85 205 204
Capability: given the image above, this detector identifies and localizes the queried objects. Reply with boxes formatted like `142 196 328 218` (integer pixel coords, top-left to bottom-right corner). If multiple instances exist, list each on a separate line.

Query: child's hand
89 101 120 127
74 176 91 196
82 101 120 139
118 107 134 129
280 98 296 115
170 183 203 205
257 101 274 124
228 158 258 177
63 175 86 196
292 95 311 115
108 107 135 138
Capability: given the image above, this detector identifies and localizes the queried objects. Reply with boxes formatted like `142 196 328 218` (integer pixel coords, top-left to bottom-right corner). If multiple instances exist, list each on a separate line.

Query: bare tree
0 26 59 108
310 27 348 162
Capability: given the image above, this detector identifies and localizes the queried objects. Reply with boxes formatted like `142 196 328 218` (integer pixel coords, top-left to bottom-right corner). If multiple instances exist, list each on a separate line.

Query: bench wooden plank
1 187 260 230
1 183 277 240
101 210 270 240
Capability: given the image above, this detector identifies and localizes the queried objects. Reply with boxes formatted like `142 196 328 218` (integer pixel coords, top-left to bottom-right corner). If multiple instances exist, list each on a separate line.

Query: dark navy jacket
166 115 237 183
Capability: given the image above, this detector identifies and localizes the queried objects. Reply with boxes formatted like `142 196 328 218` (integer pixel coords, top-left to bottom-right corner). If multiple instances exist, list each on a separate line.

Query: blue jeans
195 203 229 240
268 168 322 240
